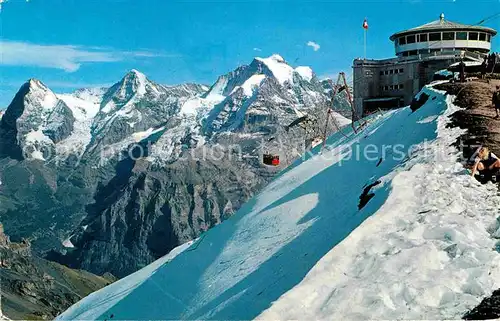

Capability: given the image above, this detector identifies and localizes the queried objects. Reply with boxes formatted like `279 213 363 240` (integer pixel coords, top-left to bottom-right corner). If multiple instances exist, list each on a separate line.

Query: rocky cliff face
0 223 114 320
60 157 262 276
0 55 350 278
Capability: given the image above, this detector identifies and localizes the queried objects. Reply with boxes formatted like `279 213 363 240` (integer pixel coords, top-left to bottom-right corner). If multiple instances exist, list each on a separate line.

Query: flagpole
364 28 367 60
362 18 368 60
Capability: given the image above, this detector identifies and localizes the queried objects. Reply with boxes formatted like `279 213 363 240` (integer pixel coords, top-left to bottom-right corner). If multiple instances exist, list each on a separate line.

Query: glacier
56 83 500 320
56 90 101 158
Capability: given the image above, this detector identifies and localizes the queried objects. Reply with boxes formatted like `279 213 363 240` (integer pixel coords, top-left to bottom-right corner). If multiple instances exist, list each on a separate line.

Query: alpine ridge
0 55 350 278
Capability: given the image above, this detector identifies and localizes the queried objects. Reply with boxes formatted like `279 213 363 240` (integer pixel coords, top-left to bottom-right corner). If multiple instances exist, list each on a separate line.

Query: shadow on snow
86 89 447 321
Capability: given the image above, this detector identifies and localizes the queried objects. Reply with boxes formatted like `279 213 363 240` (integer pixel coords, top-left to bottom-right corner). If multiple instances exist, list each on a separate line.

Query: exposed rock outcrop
0 223 114 320
436 80 500 159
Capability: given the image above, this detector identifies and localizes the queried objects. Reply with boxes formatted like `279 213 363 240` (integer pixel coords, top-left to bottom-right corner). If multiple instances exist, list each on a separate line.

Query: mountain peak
253 55 315 84
23 79 59 111
255 54 294 85
255 54 287 65
268 54 285 63
123 69 147 88
127 69 146 78
28 79 50 92
295 66 313 82
107 69 148 102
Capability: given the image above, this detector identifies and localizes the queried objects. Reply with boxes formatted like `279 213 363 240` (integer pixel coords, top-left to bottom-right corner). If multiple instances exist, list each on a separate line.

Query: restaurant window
409 50 418 56
456 32 467 40
487 34 492 42
390 70 394 74
380 71 384 76
399 84 405 90
418 34 428 42
442 32 455 41
384 86 389 91
395 69 399 74
469 32 479 40
399 68 404 73
429 32 441 41
479 33 486 41
406 35 416 44
399 37 406 45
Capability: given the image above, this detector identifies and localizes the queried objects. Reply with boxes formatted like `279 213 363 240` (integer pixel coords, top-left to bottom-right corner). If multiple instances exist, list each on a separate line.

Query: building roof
390 14 497 40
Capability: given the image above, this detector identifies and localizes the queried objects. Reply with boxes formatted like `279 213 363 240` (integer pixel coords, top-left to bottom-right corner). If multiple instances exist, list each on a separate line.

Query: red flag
363 18 369 30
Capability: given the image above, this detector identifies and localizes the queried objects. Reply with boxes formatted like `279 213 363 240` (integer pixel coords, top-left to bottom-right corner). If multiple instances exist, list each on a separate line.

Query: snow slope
0 308 10 321
57 85 500 320
259 91 500 320
231 74 266 97
56 92 101 157
180 93 225 116
295 66 314 82
56 239 197 319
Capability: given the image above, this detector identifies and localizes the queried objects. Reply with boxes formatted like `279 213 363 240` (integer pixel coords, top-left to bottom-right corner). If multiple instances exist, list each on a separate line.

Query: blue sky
0 0 499 107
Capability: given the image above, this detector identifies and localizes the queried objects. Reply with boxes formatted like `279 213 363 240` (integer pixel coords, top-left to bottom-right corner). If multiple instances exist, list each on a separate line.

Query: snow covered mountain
56 84 500 321
202 54 345 135
90 70 206 153
0 55 350 278
0 79 75 160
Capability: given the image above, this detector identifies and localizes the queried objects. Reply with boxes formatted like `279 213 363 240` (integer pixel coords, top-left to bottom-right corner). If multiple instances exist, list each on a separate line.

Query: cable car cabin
310 137 323 149
263 154 280 166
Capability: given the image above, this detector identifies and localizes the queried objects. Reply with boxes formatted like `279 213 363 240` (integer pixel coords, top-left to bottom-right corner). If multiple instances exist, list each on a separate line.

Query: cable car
263 154 280 166
310 137 323 149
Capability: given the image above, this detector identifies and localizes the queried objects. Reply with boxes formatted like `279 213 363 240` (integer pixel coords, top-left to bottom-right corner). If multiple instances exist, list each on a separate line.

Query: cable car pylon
321 72 366 149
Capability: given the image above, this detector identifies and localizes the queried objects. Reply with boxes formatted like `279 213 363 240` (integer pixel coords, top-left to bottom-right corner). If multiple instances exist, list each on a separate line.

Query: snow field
56 93 101 157
55 85 475 321
259 91 500 320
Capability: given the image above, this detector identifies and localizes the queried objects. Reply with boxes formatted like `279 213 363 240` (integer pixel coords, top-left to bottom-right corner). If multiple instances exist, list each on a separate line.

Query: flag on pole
363 18 369 30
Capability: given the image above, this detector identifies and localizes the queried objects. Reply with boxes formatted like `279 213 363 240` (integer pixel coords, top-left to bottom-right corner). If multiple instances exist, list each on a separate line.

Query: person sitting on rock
493 85 500 118
471 147 500 182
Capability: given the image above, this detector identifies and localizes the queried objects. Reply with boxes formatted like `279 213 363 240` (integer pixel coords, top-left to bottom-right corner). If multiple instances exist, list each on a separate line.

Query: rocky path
437 79 500 159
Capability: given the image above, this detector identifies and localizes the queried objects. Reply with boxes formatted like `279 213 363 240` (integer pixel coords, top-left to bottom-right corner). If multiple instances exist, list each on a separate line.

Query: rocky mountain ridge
0 54 351 278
